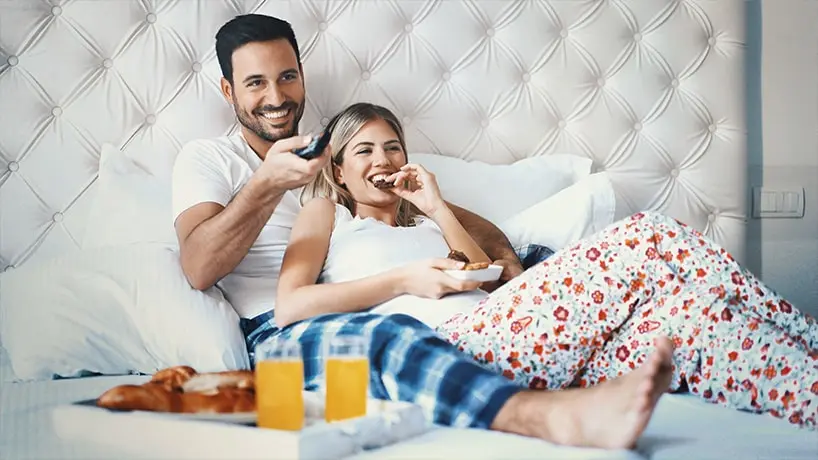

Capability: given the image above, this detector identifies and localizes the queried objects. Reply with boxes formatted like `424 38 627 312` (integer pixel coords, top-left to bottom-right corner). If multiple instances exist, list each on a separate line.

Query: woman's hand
387 164 447 217
392 258 483 299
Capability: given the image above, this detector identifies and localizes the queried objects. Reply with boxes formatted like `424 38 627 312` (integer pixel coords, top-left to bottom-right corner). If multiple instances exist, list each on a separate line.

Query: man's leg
242 310 675 449
243 311 519 428
515 243 555 270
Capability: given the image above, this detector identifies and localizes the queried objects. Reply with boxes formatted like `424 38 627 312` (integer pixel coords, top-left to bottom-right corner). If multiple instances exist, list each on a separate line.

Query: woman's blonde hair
300 102 422 227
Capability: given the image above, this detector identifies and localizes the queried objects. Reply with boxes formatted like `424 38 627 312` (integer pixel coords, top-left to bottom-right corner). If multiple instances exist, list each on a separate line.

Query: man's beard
235 100 304 144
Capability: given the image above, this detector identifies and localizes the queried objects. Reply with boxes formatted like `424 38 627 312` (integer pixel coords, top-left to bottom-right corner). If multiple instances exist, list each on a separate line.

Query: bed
1 0 814 458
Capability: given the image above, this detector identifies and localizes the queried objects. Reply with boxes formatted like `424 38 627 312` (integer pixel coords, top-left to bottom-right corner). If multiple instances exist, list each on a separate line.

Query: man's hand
480 258 524 293
257 135 331 192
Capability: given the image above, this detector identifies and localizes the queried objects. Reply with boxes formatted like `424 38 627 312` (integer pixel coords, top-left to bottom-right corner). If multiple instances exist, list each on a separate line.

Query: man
172 13 673 450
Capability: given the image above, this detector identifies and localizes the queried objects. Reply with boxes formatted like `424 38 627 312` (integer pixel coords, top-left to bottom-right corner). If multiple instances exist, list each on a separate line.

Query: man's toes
657 336 674 354
644 352 661 374
638 377 654 396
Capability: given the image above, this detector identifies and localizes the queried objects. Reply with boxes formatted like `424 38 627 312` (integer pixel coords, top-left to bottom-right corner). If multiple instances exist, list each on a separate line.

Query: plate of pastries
443 250 503 282
95 365 258 424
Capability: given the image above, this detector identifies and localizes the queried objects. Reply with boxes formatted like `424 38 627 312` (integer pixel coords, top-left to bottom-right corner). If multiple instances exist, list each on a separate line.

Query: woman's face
333 118 407 208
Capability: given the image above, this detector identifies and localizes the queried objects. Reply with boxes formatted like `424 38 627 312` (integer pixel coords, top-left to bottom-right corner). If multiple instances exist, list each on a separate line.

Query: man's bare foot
491 336 674 449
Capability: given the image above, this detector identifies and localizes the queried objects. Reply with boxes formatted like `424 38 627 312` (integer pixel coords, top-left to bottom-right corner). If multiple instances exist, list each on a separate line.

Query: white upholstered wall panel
0 0 748 270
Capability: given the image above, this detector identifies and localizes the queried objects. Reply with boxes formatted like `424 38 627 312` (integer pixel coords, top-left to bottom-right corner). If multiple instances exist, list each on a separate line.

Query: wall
746 0 818 317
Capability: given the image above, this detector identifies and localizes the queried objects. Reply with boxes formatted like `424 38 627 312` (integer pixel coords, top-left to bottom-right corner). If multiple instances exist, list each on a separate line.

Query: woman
277 102 818 430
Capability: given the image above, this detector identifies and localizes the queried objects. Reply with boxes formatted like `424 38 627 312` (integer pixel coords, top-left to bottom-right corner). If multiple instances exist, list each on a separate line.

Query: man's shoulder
177 133 245 164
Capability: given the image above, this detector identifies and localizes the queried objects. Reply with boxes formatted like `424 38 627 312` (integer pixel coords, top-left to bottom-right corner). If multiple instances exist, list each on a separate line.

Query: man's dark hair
215 14 301 83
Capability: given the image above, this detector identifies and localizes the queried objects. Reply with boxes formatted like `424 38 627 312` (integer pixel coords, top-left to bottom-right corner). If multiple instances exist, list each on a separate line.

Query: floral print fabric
437 211 818 430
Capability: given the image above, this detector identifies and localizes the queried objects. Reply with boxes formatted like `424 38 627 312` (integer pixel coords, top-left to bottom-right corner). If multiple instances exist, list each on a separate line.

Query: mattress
1 375 815 459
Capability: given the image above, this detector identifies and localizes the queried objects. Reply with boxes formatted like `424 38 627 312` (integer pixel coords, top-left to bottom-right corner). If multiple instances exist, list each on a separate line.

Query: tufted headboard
0 0 748 271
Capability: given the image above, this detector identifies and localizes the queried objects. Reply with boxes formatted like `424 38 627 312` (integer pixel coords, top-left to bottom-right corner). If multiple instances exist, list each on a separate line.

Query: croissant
97 384 256 413
182 370 254 393
98 383 181 412
96 366 256 414
149 365 197 391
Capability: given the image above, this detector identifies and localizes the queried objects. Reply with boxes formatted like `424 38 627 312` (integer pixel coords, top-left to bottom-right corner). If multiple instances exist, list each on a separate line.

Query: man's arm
175 174 285 290
445 201 524 287
173 135 328 291
445 201 519 263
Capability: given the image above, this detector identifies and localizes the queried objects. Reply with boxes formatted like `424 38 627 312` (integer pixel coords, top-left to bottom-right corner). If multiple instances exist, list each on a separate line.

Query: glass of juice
325 335 369 422
255 338 304 430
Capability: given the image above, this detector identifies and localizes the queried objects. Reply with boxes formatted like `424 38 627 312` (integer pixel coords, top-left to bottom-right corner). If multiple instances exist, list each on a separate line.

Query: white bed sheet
2 376 815 460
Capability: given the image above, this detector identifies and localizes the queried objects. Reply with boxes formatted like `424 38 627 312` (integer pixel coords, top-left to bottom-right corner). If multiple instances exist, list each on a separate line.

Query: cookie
372 178 395 189
463 262 490 270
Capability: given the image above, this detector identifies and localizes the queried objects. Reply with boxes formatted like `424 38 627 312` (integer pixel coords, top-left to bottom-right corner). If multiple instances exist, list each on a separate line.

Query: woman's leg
577 212 818 429
438 210 700 390
437 211 818 422
690 312 818 429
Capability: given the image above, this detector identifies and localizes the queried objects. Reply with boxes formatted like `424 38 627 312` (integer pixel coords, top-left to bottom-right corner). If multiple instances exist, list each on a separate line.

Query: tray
51 391 430 459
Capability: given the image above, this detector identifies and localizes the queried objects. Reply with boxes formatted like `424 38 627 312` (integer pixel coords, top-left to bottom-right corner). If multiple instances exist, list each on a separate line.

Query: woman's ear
333 163 345 185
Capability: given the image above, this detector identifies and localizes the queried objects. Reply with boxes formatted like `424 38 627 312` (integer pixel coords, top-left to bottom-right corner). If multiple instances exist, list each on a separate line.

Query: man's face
222 39 305 147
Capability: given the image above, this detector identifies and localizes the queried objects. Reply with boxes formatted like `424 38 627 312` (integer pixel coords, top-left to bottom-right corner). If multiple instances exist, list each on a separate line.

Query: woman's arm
428 206 490 265
275 198 406 328
388 163 492 266
445 201 523 270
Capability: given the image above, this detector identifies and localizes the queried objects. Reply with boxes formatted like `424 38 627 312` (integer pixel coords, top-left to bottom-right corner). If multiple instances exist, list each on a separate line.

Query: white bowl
443 264 504 282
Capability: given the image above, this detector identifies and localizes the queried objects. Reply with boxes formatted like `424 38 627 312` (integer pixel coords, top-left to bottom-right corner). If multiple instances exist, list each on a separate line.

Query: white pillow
0 345 16 382
82 143 178 249
411 153 592 225
500 172 617 251
0 244 249 381
81 147 590 249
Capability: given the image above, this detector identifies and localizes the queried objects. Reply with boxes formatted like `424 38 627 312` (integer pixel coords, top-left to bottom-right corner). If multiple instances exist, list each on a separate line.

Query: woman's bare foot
491 336 674 449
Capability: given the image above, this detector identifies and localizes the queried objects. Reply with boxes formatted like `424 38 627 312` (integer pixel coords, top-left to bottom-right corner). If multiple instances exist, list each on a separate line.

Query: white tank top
318 204 488 328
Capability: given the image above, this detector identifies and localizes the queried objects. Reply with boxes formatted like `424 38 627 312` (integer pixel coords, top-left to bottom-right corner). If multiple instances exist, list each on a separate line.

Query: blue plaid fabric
515 243 555 270
240 311 522 429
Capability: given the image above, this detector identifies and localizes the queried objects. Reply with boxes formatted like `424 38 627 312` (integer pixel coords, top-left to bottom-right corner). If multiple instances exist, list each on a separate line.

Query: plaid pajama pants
515 243 556 270
240 311 522 428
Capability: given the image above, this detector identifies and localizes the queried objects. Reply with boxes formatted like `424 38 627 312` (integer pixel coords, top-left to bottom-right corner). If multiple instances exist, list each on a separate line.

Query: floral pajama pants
437 211 818 430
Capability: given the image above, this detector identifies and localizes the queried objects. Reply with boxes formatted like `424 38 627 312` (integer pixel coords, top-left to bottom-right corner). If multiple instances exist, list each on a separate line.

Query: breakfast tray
51 391 430 459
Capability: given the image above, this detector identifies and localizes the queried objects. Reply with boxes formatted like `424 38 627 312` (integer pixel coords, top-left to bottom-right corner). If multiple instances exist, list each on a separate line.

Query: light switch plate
751 186 805 218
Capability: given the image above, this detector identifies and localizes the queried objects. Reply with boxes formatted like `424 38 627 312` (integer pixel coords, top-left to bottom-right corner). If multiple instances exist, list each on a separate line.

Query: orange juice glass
255 339 304 431
325 335 369 422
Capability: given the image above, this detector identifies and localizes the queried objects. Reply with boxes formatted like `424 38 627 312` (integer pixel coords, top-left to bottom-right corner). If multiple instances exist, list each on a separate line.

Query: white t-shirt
171 133 302 319
320 204 488 329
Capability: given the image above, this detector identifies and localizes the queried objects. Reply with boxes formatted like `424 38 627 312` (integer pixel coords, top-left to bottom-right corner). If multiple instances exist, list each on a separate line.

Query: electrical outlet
751 187 805 218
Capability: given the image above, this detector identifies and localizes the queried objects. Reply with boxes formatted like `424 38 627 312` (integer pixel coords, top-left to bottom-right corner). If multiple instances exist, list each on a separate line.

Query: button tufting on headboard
0 0 748 270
